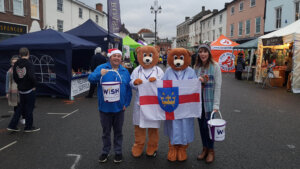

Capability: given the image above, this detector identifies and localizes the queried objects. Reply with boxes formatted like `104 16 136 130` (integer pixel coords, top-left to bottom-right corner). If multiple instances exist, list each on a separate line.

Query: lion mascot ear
154 46 160 53
186 49 192 57
136 46 141 53
167 48 172 55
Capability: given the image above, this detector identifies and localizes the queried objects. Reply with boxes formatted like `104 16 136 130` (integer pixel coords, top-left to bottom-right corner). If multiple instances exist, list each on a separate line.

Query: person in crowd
194 44 222 163
284 51 293 86
191 51 197 68
162 52 168 67
86 47 107 98
6 56 26 128
9 47 40 132
236 53 245 80
88 48 132 163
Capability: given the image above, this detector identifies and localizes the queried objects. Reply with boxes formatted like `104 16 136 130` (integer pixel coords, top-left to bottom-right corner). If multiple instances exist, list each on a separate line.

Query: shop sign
0 22 27 35
262 37 283 46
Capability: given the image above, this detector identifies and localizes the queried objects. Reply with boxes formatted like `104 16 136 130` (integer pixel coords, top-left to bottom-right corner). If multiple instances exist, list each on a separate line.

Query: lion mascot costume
130 46 164 158
162 48 197 162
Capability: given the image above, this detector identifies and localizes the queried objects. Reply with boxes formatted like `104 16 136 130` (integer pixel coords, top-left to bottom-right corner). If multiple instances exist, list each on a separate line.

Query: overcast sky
83 0 232 39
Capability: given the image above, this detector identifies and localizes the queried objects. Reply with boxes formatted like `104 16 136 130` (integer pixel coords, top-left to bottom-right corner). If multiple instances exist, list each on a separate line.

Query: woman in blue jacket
88 49 132 163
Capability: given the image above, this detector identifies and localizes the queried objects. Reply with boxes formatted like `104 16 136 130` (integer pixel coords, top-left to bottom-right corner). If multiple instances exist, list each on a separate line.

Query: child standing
6 56 25 131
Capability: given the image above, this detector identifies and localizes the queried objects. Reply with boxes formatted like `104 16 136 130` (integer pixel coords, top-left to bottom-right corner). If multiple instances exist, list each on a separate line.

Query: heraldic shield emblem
157 87 179 112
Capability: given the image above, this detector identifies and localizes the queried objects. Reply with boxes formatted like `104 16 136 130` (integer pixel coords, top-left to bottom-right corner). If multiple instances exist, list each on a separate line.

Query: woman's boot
197 147 208 160
206 149 214 163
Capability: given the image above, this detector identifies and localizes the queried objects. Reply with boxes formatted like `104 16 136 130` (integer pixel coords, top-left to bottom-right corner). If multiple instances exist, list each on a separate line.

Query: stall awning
233 38 258 49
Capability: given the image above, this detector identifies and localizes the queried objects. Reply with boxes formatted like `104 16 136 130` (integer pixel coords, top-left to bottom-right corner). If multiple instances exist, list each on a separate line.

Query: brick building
0 0 43 41
226 0 265 43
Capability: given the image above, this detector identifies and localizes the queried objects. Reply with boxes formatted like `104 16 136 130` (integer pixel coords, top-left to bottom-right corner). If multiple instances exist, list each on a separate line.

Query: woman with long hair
194 44 222 163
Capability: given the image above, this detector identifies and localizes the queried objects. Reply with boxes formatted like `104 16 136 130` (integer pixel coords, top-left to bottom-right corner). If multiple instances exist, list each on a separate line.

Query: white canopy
259 19 300 44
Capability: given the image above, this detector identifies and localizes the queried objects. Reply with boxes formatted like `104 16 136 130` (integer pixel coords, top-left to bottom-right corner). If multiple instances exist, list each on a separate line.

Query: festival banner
107 0 121 33
138 79 202 121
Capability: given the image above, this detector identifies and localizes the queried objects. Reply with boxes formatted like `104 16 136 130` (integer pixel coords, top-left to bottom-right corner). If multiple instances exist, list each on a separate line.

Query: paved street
1 68 300 169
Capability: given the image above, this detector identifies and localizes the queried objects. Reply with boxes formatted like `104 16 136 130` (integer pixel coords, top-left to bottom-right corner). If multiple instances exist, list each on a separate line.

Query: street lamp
150 0 162 45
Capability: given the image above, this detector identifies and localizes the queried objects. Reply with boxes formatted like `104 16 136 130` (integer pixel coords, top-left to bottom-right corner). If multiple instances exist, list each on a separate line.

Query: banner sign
0 21 27 35
71 75 90 97
211 46 234 50
262 37 283 46
108 0 121 33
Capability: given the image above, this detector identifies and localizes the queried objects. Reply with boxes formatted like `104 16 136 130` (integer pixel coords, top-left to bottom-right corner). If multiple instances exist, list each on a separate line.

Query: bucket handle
100 69 122 84
210 111 222 120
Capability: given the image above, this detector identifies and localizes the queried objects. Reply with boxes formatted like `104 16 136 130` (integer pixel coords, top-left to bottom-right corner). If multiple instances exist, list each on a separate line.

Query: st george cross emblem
157 87 179 113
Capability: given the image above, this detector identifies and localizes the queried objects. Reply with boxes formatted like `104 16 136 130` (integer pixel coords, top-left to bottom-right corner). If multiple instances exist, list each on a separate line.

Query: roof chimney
185 17 190 21
202 6 205 11
213 9 218 13
96 3 103 12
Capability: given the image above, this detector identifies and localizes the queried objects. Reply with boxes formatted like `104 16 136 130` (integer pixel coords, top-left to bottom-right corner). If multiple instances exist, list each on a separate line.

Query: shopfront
0 21 27 41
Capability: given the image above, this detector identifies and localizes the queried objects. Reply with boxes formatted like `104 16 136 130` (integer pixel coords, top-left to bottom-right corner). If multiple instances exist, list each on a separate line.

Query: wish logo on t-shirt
16 66 26 78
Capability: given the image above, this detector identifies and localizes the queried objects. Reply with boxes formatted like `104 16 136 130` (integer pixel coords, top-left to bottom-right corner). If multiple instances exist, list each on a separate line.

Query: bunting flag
138 79 202 121
107 0 121 33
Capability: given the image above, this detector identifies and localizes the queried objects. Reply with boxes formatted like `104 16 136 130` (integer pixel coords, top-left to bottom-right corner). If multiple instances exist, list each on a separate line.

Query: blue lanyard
138 66 157 80
172 69 186 80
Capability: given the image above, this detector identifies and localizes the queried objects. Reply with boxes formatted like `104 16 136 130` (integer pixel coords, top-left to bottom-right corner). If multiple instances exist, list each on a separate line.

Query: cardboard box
270 77 284 87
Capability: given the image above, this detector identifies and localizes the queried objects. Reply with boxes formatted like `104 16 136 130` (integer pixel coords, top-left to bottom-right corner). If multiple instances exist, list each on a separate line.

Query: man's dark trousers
9 91 35 129
99 111 124 155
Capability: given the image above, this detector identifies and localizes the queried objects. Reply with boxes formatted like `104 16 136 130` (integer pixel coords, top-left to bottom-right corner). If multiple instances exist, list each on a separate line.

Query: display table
71 73 90 98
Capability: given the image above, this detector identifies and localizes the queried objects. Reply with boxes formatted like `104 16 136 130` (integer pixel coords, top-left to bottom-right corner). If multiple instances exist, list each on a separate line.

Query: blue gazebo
0 29 97 97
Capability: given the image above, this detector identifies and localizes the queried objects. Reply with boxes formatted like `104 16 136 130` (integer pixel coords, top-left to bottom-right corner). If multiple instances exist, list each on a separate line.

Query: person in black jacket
236 53 245 80
7 47 40 132
86 47 107 98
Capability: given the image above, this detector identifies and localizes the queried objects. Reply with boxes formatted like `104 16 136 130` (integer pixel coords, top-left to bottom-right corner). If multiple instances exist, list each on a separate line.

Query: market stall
256 19 300 93
65 19 122 52
0 29 97 98
122 35 143 71
233 38 258 80
210 35 240 72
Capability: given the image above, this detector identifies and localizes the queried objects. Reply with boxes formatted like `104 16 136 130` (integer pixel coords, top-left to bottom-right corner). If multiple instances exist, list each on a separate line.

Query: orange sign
210 35 239 72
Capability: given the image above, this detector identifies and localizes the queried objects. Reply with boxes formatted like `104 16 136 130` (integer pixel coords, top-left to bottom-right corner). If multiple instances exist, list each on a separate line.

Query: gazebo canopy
123 35 142 49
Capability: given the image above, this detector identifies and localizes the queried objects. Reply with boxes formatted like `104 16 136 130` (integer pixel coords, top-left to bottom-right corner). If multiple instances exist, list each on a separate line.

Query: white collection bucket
100 70 122 103
207 111 226 141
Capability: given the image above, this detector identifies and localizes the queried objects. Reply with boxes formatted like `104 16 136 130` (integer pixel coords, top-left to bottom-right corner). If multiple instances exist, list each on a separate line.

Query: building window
57 0 63 12
13 0 24 16
213 18 215 26
245 19 250 35
212 30 215 41
96 15 99 23
219 27 222 35
276 7 282 29
256 17 261 33
79 8 82 18
31 0 39 19
230 24 234 37
295 2 300 21
0 0 4 12
208 21 210 28
219 14 223 23
239 2 244 11
57 20 63 32
250 0 256 7
238 21 243 36
203 22 205 29
231 6 235 15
